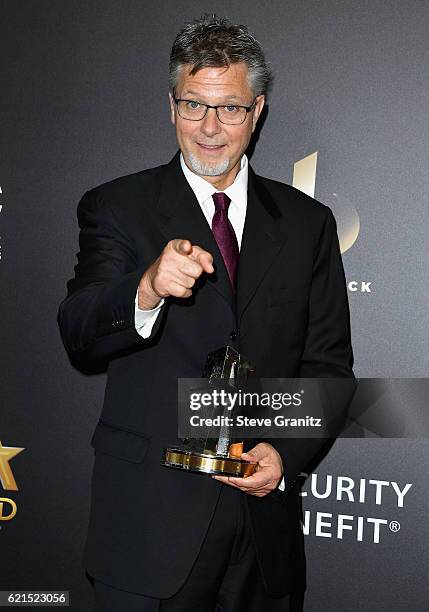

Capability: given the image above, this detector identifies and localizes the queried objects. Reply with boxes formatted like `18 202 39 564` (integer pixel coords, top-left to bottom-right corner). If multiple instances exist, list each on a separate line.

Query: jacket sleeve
57 188 167 371
264 207 356 503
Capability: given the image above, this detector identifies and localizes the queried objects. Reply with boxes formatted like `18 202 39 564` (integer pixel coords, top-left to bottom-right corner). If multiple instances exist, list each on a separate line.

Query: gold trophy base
162 447 256 477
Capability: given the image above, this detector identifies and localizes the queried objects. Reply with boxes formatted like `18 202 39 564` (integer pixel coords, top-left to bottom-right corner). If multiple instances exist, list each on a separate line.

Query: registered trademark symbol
389 520 400 532
301 390 304 394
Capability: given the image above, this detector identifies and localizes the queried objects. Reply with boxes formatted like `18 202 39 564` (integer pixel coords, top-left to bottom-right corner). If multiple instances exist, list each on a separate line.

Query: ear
168 92 176 126
251 95 265 133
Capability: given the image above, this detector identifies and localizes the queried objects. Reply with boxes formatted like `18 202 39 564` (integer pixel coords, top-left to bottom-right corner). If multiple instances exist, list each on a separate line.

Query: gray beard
188 152 230 176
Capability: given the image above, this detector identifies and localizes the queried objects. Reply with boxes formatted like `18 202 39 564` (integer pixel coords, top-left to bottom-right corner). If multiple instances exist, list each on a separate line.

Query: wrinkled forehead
175 62 253 99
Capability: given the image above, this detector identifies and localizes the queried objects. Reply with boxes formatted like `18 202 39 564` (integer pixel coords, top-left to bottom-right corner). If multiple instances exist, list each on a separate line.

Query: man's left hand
212 443 283 497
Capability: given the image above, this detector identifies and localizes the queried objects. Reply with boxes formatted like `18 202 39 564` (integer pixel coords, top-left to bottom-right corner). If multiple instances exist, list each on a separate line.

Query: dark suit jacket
57 149 354 598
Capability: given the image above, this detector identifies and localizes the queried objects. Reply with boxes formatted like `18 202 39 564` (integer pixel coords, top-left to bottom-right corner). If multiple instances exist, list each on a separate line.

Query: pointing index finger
190 246 214 274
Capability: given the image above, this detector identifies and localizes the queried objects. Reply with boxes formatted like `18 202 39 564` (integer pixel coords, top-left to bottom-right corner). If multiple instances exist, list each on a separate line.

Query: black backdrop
1 2 428 610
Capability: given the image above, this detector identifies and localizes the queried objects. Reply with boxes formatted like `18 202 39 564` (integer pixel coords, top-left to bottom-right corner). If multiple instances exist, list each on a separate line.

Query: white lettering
369 480 390 505
315 512 332 537
337 514 354 539
367 517 388 543
311 474 332 499
391 482 412 507
336 476 355 502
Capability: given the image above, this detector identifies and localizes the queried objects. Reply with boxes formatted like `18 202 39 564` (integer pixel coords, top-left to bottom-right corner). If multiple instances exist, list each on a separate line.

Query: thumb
174 239 192 255
240 451 259 464
241 444 268 463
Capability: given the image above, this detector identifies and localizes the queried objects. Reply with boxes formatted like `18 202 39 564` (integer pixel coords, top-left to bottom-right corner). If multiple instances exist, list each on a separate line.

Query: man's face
169 62 265 189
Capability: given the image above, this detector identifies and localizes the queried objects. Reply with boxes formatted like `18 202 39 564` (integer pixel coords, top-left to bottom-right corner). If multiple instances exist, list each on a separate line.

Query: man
58 14 354 611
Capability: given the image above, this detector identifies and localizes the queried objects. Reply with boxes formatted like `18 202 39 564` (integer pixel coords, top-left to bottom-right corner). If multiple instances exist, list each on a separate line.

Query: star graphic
0 440 25 491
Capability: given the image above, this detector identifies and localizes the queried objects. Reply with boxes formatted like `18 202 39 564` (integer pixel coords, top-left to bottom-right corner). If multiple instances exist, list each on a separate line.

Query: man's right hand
137 239 214 310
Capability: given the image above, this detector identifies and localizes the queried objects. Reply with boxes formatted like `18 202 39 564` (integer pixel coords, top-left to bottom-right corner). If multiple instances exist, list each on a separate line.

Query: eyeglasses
172 89 257 125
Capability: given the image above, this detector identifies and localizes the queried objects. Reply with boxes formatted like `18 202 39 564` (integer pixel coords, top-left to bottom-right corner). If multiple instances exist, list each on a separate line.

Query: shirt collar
179 151 248 206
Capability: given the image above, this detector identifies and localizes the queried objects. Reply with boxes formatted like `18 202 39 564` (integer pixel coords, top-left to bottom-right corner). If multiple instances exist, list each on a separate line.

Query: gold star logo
0 440 25 491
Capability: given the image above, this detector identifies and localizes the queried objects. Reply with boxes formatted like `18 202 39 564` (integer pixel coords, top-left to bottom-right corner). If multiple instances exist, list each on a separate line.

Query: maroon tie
211 192 239 290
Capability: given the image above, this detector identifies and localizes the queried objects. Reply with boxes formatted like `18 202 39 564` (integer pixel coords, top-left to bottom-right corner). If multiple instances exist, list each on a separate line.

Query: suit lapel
236 166 287 323
154 151 288 321
155 150 235 311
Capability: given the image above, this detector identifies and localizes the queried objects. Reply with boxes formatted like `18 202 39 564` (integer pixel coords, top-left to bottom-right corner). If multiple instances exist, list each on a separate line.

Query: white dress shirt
134 151 248 334
133 152 285 491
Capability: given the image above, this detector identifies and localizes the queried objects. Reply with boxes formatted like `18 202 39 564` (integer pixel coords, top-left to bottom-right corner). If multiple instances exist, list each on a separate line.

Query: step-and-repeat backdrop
1 2 428 610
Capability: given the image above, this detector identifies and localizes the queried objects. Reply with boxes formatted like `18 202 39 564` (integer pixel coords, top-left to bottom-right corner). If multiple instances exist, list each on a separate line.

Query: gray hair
169 14 273 98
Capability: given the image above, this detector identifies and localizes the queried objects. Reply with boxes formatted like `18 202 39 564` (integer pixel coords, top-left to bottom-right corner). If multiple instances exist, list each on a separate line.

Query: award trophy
162 346 257 477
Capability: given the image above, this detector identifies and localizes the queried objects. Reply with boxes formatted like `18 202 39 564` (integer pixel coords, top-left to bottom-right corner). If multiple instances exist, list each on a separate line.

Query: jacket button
229 331 237 341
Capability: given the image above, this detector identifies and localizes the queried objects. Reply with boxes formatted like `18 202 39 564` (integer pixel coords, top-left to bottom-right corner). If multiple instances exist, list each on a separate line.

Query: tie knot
212 192 231 212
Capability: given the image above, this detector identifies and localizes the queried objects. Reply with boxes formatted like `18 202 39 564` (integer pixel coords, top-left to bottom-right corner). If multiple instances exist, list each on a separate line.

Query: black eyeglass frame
172 88 258 125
